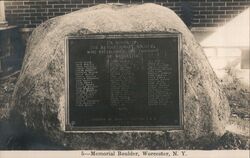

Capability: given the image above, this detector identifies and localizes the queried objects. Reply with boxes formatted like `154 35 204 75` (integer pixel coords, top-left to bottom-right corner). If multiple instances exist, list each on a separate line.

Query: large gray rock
10 3 230 149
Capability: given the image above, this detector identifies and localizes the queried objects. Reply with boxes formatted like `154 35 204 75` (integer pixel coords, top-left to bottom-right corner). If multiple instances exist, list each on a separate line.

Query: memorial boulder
10 3 230 149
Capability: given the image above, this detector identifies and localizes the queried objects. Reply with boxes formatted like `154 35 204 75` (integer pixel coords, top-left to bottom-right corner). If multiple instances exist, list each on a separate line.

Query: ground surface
0 71 249 150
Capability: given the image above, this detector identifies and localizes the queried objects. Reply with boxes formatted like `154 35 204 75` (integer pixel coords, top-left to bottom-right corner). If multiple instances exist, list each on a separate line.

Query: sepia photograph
0 0 249 157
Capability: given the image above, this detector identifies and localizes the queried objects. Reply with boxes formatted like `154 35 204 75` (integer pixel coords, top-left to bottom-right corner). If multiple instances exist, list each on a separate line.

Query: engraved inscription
67 34 181 129
110 60 134 107
148 60 173 106
75 61 99 107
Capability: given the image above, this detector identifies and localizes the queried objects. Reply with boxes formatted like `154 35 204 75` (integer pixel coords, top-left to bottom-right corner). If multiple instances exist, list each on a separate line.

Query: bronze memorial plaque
65 33 183 131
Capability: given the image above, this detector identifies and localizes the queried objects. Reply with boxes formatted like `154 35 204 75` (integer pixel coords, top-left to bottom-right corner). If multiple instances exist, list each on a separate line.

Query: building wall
4 0 250 28
204 48 249 86
0 27 24 76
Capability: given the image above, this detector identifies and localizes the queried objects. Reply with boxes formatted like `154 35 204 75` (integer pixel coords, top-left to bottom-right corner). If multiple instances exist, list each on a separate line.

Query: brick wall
4 0 250 28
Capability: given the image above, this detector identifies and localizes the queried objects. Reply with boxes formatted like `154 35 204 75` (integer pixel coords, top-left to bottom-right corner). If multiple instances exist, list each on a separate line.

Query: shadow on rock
0 111 67 150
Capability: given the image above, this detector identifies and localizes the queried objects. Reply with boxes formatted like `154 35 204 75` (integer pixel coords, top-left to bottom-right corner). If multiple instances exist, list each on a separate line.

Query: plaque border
65 33 184 132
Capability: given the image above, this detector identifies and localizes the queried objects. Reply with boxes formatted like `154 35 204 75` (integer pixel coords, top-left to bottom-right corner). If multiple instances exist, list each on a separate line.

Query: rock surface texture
10 3 230 149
